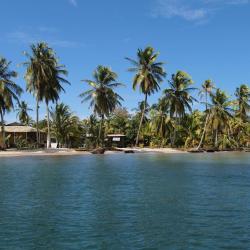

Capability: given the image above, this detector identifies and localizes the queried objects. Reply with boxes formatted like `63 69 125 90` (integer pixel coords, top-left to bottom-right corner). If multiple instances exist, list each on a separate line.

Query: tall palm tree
24 42 69 148
208 89 234 147
24 42 54 145
199 79 215 110
235 84 250 122
42 61 69 148
16 101 33 125
0 57 23 149
163 71 197 146
80 65 123 146
126 46 166 146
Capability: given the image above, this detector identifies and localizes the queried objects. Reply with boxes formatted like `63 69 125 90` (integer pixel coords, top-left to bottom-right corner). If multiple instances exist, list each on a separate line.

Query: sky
1 0 250 122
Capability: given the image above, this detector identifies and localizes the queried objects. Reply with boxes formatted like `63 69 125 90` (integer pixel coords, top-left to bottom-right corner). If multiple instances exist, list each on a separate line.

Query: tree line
0 43 249 150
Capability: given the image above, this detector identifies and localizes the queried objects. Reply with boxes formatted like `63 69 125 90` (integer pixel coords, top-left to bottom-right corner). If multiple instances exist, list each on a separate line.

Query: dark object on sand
124 150 134 154
206 149 215 153
91 148 105 154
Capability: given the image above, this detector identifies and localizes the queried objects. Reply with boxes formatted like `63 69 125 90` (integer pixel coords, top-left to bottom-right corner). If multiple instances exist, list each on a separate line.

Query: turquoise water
0 153 250 249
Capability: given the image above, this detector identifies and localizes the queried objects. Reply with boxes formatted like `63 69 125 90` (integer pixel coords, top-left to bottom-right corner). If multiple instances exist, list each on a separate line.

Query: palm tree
126 46 166 146
42 60 69 148
235 84 250 122
163 71 197 146
150 98 173 146
0 57 23 149
16 101 33 125
51 103 73 147
80 65 123 146
24 42 54 145
199 79 215 110
24 42 69 148
208 89 234 147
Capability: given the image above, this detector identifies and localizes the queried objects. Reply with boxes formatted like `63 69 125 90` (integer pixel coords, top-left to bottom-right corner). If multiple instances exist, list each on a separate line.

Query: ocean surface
0 153 250 249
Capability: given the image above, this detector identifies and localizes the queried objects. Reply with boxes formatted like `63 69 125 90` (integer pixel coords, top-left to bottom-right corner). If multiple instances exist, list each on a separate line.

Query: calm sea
0 153 250 249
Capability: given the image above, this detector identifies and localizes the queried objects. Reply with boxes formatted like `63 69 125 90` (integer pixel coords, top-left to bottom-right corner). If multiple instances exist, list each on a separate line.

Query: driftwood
91 148 105 154
124 150 134 154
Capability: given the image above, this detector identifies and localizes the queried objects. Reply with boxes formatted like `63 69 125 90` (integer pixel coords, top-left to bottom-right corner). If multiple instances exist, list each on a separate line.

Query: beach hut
105 134 126 148
0 123 47 148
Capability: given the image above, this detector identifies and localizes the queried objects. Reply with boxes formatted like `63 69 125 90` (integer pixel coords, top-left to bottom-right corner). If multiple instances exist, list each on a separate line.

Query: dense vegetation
0 43 249 150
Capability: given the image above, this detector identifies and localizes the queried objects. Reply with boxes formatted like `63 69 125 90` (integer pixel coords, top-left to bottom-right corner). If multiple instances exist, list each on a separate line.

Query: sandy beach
0 147 185 157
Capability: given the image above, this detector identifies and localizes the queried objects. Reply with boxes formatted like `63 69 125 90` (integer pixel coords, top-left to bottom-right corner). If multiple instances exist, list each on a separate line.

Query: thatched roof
0 126 43 133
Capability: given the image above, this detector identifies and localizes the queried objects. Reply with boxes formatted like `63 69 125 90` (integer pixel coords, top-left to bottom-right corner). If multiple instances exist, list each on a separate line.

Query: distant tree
24 42 69 148
199 79 215 110
80 65 123 146
163 71 197 146
126 46 166 146
16 101 33 125
0 57 23 149
235 84 250 122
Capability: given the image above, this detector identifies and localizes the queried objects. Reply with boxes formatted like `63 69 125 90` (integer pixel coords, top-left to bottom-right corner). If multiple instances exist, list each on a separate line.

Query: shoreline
0 147 185 157
0 147 248 158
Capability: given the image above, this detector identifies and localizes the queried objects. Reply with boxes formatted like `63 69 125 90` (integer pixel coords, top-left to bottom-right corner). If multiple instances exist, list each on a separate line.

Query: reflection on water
0 153 250 249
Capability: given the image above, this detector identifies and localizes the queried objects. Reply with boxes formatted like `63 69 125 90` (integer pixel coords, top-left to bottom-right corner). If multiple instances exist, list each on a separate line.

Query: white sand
0 147 185 157
120 147 186 154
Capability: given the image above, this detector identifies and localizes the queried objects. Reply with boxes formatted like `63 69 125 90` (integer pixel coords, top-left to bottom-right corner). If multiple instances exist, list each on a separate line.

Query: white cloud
5 28 84 48
152 0 249 22
152 0 207 21
69 0 77 7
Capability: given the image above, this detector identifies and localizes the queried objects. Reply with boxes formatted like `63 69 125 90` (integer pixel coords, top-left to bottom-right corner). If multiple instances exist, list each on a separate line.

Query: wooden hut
105 134 126 148
0 123 47 148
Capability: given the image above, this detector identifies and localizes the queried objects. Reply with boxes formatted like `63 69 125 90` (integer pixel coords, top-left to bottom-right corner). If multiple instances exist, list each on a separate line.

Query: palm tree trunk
205 91 208 111
135 94 147 147
197 112 210 150
0 109 6 150
98 114 104 147
36 97 39 147
215 129 218 148
46 102 51 149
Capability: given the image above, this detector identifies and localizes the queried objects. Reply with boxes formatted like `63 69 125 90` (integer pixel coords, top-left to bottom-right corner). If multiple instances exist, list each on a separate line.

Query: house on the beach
105 134 126 148
0 123 47 148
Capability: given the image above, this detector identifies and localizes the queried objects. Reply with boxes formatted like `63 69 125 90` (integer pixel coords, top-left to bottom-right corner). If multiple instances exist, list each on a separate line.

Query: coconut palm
235 84 250 122
126 46 166 146
80 65 123 146
163 71 197 146
24 42 54 145
199 79 215 110
0 57 23 149
150 98 173 146
51 103 75 147
24 42 69 148
208 89 234 147
16 101 33 125
42 61 69 148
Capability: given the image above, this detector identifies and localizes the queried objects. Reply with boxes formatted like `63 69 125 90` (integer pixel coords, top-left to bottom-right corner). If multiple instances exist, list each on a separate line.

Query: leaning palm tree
126 46 166 146
235 84 250 122
24 42 69 148
80 65 123 146
199 79 215 110
16 101 33 125
163 71 197 146
0 57 23 149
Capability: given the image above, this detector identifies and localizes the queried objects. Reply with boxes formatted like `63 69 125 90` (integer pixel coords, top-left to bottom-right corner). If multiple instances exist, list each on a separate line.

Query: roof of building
107 134 126 137
0 126 44 133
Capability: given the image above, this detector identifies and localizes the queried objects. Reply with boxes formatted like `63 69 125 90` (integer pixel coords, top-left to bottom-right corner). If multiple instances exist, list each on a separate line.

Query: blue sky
1 0 250 122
